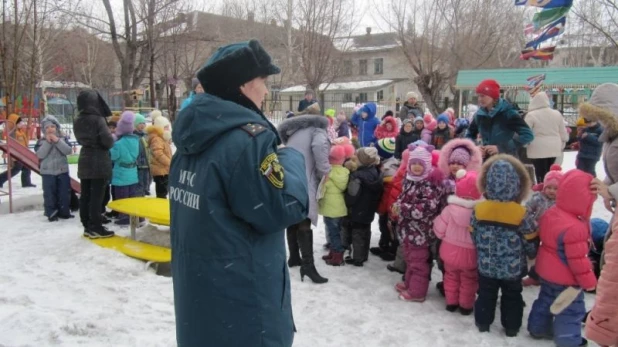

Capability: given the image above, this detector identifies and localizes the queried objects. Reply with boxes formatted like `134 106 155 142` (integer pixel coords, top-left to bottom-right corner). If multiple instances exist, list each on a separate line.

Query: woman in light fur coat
582 83 618 267
278 112 331 284
582 83 618 347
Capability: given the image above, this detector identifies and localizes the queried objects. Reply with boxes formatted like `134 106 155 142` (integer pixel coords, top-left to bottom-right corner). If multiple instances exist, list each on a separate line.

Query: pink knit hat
449 146 472 166
425 119 437 132
455 169 481 200
329 145 346 165
543 164 564 188
407 144 434 181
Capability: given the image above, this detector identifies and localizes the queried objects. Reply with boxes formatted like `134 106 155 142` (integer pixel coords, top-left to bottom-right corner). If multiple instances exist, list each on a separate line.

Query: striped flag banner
533 6 572 29
520 46 556 60
515 0 573 8
525 16 566 48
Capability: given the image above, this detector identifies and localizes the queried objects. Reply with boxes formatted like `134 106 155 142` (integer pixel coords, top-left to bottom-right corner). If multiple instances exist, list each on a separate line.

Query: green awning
456 66 618 90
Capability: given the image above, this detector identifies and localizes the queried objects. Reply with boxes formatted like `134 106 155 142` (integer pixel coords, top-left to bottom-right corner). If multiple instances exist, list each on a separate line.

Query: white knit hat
153 115 172 141
406 91 418 100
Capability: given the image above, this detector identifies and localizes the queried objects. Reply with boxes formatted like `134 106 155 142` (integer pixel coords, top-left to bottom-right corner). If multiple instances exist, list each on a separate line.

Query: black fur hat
197 40 280 95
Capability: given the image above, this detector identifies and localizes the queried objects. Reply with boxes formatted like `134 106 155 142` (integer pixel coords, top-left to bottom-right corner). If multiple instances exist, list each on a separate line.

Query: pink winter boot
394 282 407 293
398 290 425 302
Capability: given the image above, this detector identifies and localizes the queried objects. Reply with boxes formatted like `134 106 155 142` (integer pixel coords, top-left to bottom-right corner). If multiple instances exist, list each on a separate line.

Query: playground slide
0 136 81 193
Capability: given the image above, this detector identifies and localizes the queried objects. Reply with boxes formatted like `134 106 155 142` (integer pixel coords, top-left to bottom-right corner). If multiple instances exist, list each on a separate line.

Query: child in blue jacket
111 111 140 225
351 103 380 147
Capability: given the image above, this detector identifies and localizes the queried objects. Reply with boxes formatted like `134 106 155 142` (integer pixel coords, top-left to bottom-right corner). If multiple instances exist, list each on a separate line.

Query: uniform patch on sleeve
260 153 284 189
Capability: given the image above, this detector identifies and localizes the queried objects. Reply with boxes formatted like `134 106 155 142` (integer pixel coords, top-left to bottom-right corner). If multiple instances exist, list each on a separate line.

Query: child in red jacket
371 156 400 261
374 116 399 140
528 169 598 347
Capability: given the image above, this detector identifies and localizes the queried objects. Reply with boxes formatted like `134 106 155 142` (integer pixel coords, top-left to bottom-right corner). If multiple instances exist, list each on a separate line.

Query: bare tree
572 0 618 50
0 0 35 113
295 0 355 94
68 0 181 106
377 0 525 114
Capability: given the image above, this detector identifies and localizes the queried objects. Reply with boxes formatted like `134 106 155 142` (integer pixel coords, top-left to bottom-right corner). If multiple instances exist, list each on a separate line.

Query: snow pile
0 152 609 346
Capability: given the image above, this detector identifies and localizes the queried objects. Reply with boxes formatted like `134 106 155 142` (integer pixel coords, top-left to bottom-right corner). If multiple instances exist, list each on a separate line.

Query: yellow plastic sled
89 236 171 263
107 197 170 225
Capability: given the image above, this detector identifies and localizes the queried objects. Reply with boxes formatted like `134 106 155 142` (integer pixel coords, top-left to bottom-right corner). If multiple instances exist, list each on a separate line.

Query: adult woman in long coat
73 90 115 239
278 111 331 284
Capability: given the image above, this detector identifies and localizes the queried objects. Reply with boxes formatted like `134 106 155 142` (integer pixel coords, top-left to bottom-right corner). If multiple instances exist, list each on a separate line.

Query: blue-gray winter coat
577 123 604 161
36 115 73 176
466 98 534 156
277 115 331 226
472 154 536 280
170 92 309 347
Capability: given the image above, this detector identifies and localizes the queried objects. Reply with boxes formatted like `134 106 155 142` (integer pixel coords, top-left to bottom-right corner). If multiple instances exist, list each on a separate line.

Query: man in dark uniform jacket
170 40 309 347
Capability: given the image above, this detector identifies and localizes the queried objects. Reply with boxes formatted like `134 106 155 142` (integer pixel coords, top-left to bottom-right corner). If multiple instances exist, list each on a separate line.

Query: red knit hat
476 79 501 100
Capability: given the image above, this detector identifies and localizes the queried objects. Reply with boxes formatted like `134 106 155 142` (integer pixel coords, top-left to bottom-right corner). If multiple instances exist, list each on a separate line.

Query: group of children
315 111 608 345
34 110 172 224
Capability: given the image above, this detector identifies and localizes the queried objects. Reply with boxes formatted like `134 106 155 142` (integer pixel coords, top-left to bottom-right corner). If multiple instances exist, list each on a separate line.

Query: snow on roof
333 34 401 52
37 81 91 89
281 80 394 93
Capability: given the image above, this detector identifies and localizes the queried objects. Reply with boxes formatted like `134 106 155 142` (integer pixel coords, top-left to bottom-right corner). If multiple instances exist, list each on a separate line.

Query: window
377 90 384 101
359 92 368 102
343 60 352 76
343 93 353 102
359 59 367 75
374 58 384 74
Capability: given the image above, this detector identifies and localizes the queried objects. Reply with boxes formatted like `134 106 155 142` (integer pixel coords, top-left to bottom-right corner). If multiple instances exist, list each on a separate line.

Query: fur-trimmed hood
478 154 531 203
277 114 328 143
579 83 618 142
146 125 164 138
437 138 483 176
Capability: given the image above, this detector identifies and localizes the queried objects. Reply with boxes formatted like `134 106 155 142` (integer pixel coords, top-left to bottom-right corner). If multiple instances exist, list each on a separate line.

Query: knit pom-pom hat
455 169 481 200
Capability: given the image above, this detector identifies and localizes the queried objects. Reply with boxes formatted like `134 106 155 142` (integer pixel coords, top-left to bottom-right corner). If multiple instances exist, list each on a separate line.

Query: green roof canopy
456 66 618 90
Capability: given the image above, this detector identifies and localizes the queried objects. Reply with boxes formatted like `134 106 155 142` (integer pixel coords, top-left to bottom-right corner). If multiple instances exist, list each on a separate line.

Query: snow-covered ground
0 152 611 347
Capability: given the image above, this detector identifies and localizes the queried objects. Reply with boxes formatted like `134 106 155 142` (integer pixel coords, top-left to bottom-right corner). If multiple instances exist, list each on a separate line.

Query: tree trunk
168 81 177 123
28 0 38 131
149 48 156 108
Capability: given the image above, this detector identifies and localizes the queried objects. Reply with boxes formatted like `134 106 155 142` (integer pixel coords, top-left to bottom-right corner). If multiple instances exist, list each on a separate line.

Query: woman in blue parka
351 102 380 147
170 40 309 347
466 79 534 159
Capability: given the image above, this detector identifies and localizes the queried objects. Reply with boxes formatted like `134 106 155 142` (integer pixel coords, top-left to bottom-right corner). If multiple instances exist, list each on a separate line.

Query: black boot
362 226 371 263
298 226 328 284
286 227 301 268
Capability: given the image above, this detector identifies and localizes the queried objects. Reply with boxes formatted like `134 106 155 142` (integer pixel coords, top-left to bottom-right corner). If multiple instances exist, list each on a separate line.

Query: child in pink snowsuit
393 144 447 302
434 169 481 315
